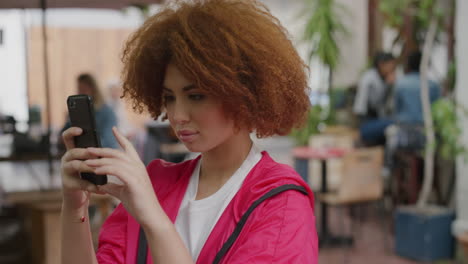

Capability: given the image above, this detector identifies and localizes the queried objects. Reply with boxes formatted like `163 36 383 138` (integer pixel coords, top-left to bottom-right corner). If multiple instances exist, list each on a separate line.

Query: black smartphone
67 95 108 185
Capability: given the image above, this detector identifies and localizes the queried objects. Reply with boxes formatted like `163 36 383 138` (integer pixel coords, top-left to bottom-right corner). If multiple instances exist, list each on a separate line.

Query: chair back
308 133 356 191
337 147 384 203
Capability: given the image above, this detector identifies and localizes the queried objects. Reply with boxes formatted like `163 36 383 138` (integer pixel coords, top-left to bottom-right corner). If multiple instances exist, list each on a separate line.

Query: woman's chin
181 142 204 153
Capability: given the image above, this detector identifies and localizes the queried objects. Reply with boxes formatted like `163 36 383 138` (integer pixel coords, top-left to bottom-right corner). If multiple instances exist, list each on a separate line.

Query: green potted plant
301 0 348 95
292 0 347 182
290 105 325 146
431 97 467 205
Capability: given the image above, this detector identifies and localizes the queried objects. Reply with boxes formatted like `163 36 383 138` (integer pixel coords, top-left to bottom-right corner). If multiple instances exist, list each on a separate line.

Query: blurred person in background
61 73 118 149
107 79 136 138
385 51 441 168
59 0 318 263
353 52 397 145
393 51 440 125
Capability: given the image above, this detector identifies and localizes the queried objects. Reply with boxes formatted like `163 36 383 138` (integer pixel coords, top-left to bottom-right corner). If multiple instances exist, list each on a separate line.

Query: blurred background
0 0 466 263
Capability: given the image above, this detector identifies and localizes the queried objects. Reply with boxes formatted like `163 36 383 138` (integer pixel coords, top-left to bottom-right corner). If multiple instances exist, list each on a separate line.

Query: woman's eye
163 95 175 104
189 94 205 101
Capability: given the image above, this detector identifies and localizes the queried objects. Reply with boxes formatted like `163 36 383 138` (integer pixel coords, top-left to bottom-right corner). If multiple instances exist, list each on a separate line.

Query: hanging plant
301 0 348 70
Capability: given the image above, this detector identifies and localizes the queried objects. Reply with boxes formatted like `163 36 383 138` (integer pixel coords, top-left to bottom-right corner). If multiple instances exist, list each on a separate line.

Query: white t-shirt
175 145 262 261
353 68 390 118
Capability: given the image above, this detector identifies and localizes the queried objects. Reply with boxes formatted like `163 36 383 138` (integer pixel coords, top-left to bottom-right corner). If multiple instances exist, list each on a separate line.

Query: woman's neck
199 131 253 187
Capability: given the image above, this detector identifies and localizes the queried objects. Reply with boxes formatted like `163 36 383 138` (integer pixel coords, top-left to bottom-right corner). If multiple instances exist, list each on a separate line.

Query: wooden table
292 146 352 247
6 189 114 264
0 158 112 264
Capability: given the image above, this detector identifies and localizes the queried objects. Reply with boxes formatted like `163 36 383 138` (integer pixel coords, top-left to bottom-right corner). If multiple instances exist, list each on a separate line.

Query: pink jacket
97 152 318 263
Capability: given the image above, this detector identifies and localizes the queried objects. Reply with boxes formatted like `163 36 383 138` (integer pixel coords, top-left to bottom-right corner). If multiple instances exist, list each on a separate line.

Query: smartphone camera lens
69 100 76 109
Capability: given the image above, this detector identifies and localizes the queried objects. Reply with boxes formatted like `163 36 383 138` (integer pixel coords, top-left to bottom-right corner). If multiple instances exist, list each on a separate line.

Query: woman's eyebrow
162 87 172 93
182 84 196 91
162 84 196 92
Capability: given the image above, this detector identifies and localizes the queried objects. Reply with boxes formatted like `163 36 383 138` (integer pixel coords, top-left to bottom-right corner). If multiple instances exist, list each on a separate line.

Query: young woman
60 0 318 263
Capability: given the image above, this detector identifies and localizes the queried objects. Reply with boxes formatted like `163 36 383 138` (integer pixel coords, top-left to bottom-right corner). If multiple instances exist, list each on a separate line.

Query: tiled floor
317 205 459 264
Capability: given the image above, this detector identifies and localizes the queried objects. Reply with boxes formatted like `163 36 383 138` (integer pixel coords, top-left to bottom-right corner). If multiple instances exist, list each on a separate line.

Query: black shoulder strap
212 184 307 264
137 227 148 264
136 184 307 264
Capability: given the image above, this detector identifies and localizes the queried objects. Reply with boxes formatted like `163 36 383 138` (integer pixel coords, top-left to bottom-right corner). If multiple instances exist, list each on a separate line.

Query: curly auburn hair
121 0 310 137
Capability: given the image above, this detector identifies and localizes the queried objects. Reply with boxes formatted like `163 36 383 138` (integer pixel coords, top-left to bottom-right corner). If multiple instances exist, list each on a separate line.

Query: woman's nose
172 101 190 124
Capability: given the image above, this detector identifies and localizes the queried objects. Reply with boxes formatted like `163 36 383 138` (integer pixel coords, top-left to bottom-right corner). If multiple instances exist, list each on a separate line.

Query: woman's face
162 63 238 153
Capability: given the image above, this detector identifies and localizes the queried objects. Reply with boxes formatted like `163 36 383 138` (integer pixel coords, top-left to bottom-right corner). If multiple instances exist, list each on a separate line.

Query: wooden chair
318 147 388 248
319 147 384 205
308 132 357 192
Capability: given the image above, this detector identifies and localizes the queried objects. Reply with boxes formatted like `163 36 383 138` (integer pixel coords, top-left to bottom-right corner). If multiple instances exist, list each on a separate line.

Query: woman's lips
177 130 199 143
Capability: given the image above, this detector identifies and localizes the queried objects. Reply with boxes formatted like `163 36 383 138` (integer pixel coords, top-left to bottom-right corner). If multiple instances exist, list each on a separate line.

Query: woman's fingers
93 165 131 185
87 147 127 161
62 159 95 175
84 158 135 181
112 127 140 160
98 183 124 198
84 158 112 167
62 161 105 194
62 166 98 191
62 127 82 150
84 158 133 171
84 183 100 193
62 148 97 162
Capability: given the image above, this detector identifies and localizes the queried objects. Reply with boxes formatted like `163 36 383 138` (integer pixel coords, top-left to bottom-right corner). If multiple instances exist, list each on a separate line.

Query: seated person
61 73 118 149
353 52 396 145
393 51 441 126
386 51 441 164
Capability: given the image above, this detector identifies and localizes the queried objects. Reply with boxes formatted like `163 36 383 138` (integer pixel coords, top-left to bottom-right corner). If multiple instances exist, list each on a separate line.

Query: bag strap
136 184 307 264
137 227 148 264
212 184 307 264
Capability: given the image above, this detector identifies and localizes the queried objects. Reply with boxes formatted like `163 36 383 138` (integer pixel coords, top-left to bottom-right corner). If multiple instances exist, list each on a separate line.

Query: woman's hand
84 127 163 228
60 127 103 209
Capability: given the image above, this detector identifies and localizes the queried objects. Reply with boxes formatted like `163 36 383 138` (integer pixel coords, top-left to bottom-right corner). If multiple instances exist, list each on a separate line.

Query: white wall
0 10 28 131
0 8 146 131
261 0 325 92
24 7 145 29
333 0 368 89
453 0 468 237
